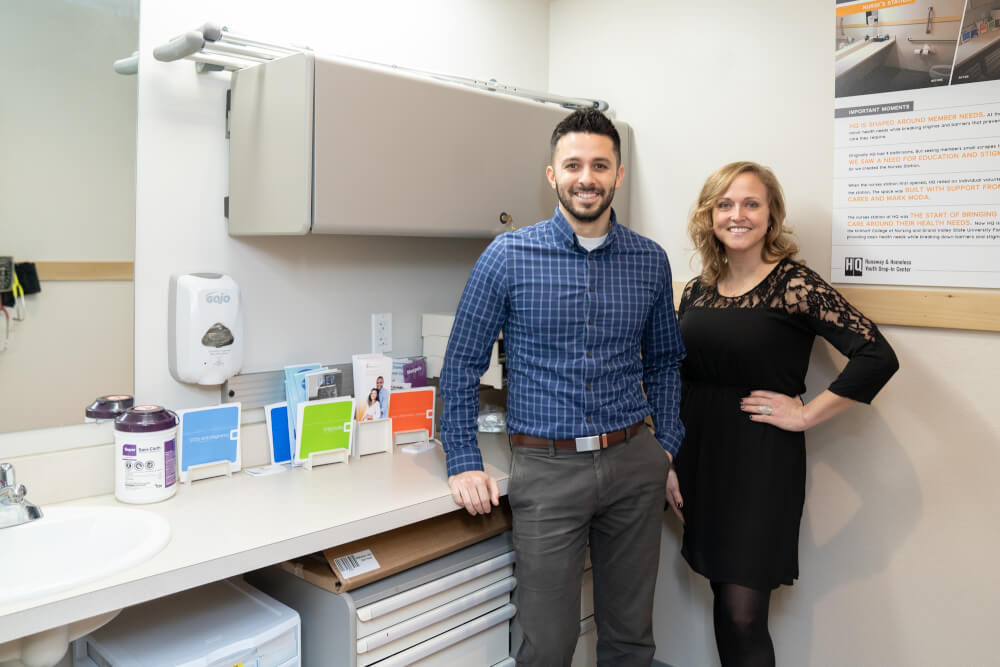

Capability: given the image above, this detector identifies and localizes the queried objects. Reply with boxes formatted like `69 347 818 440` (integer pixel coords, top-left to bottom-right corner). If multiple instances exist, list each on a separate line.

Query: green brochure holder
296 397 353 469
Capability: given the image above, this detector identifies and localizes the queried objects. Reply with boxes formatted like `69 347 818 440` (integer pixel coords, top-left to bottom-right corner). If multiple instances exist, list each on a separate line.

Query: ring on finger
757 405 773 415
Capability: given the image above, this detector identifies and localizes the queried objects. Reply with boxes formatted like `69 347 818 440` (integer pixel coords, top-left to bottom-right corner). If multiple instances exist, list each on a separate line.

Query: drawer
359 586 513 665
570 616 597 667
372 603 515 667
357 576 515 657
357 554 514 635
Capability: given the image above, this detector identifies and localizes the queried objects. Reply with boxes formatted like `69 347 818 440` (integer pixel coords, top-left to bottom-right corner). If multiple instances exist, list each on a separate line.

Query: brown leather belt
509 421 644 452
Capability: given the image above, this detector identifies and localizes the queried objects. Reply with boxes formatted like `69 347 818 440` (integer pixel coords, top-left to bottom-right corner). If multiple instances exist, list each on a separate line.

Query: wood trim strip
34 261 134 281
672 281 1000 332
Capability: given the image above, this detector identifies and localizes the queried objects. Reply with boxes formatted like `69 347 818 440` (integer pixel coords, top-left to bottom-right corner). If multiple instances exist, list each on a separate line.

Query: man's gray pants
509 427 668 667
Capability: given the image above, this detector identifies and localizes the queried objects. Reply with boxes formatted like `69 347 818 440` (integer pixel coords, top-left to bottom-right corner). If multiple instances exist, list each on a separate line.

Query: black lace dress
674 258 898 590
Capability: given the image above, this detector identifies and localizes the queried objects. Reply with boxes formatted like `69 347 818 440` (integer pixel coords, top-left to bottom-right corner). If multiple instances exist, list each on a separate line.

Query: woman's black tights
710 581 775 667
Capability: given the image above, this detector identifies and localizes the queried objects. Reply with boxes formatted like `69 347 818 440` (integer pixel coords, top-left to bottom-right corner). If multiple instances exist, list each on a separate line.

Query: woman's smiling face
712 172 771 258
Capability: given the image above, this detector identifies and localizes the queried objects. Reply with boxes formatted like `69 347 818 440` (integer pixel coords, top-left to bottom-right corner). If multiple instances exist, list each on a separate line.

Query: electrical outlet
372 312 392 353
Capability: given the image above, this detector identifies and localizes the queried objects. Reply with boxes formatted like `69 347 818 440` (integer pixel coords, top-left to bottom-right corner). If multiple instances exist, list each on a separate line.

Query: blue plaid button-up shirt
440 208 685 476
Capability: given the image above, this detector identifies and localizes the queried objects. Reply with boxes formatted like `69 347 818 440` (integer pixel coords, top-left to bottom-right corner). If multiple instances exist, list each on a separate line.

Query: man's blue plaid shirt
439 207 686 476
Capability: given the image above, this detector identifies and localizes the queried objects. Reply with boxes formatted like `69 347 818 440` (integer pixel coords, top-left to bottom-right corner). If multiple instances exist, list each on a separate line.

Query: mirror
0 0 138 434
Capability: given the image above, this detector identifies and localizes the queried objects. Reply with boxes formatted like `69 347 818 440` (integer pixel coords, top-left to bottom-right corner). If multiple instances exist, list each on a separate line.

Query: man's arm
439 238 509 513
641 252 686 461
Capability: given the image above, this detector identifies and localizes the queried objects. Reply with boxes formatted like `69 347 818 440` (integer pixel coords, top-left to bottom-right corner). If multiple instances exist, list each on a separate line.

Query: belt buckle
575 435 601 452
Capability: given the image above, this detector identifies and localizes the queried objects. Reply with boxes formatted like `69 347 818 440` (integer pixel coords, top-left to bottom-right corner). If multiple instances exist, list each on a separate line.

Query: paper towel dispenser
227 53 631 237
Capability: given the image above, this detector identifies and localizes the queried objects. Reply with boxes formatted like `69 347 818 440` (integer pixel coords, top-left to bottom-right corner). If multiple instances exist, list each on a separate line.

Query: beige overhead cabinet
227 52 631 237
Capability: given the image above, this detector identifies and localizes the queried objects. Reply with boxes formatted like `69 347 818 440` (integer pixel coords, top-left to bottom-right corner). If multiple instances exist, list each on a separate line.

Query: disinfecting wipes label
121 439 176 489
334 549 380 579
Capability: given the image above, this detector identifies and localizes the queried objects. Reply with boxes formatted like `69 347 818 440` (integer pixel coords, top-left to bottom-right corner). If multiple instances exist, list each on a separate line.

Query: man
375 375 388 416
439 109 685 666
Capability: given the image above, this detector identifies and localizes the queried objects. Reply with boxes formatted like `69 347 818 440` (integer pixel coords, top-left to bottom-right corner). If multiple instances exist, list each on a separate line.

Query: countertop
0 434 512 644
954 28 1000 66
835 37 895 78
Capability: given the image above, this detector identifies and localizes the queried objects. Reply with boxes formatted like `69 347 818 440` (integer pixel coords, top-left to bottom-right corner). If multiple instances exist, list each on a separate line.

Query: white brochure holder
183 460 234 485
354 419 394 459
303 448 350 470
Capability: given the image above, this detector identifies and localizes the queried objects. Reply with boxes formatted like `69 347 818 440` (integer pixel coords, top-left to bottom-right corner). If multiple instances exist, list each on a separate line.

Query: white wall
548 1 1000 665
134 0 551 412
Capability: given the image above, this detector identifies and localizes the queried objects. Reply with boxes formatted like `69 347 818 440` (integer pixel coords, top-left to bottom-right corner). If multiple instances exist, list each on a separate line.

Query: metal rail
152 22 609 111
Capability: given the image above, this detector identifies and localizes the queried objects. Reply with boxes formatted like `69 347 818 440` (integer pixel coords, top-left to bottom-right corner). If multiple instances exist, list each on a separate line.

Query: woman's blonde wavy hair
688 161 799 286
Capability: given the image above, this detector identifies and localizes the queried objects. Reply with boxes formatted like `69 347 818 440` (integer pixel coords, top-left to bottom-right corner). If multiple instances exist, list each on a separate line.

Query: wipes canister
85 394 134 422
114 405 179 504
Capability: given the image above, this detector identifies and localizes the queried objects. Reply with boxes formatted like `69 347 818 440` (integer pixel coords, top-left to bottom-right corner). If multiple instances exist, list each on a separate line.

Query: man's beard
556 183 616 223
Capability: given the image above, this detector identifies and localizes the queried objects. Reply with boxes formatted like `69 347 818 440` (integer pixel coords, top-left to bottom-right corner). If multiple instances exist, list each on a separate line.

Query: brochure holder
176 404 242 483
184 459 233 484
354 418 394 459
264 401 292 465
303 447 350 470
296 396 354 467
398 430 437 454
388 386 436 447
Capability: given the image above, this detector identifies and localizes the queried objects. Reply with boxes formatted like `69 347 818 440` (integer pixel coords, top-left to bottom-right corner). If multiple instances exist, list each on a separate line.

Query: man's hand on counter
448 471 500 516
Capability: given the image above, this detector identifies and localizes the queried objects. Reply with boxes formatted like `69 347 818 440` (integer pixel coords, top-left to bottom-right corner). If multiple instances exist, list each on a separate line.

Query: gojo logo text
205 291 232 304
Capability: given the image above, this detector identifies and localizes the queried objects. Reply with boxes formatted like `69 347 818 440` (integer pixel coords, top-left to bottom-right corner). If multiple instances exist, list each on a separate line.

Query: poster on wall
833 0 1000 288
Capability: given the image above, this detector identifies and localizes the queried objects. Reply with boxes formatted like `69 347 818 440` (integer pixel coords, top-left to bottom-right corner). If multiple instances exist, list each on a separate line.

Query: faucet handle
0 463 14 489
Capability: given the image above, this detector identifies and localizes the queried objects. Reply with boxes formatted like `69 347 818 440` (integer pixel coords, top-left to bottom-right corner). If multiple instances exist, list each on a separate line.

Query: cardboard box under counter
279 502 512 593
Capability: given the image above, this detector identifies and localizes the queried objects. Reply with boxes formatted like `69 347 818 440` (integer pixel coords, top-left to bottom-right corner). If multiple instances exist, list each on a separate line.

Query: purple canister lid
86 394 135 420
114 405 179 433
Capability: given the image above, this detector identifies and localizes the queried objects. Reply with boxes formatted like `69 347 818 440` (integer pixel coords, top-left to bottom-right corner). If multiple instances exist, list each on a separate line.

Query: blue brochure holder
177 403 242 483
265 402 292 464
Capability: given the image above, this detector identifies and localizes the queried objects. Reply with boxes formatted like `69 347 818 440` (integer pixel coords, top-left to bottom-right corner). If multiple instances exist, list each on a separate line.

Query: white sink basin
0 506 170 606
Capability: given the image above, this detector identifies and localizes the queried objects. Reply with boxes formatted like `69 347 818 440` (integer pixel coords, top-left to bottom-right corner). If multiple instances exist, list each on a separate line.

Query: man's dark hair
550 109 621 166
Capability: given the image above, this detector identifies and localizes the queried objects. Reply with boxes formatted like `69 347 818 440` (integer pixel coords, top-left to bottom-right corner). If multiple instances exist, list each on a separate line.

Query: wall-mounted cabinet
227 53 631 237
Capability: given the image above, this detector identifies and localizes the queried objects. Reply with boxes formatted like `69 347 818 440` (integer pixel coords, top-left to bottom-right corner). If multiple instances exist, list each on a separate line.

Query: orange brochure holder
388 386 435 445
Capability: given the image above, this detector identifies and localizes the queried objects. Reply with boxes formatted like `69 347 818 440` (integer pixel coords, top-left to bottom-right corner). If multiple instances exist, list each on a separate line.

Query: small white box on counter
421 313 455 338
422 334 449 359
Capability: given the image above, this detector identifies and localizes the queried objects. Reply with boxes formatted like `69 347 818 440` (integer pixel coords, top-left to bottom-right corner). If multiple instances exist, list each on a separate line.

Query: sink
0 506 170 606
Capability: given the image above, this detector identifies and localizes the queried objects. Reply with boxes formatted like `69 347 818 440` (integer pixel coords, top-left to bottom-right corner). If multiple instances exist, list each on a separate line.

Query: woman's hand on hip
741 390 807 431
666 468 685 524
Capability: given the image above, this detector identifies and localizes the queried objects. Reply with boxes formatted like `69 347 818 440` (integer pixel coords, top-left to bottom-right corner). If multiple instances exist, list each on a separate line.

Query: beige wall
549 0 1000 664
0 283 133 433
0 1 136 434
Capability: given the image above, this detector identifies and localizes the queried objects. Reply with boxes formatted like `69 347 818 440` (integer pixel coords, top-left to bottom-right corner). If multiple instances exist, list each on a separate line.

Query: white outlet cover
372 312 392 353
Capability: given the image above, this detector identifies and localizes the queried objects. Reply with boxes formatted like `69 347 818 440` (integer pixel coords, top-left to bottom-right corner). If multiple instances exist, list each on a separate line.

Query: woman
362 388 381 421
666 162 898 666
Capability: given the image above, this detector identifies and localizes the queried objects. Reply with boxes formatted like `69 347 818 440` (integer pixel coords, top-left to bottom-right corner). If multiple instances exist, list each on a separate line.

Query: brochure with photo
352 354 392 423
305 367 343 401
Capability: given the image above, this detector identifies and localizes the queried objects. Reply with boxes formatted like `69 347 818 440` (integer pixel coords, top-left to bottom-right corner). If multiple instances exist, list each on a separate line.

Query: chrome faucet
0 462 43 529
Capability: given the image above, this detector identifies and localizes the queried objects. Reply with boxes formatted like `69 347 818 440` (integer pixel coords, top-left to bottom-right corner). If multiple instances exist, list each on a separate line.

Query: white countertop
955 29 1000 66
835 37 895 78
0 434 511 644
